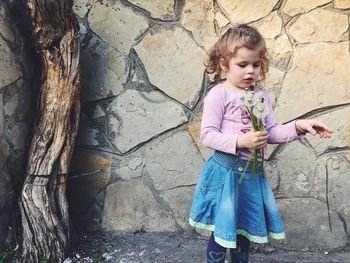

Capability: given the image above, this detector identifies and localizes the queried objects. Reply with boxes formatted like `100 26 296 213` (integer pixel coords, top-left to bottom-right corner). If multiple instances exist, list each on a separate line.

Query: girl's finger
258 134 269 141
306 126 317 135
256 140 267 148
314 121 333 133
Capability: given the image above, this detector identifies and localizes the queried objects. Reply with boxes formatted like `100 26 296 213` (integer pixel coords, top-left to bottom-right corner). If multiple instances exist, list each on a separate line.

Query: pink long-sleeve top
200 84 301 160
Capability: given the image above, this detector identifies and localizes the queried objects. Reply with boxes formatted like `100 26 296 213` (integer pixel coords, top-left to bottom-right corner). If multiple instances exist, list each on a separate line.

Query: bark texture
19 0 80 262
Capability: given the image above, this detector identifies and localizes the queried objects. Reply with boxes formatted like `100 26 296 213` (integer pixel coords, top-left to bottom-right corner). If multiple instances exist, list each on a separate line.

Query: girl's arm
265 94 332 143
264 93 303 144
200 88 239 154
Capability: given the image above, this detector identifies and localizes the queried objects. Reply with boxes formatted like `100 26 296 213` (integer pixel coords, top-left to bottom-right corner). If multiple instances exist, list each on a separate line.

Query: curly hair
205 24 269 83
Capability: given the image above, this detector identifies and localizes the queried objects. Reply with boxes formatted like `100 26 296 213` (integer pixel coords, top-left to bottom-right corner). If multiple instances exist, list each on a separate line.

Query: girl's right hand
237 130 269 150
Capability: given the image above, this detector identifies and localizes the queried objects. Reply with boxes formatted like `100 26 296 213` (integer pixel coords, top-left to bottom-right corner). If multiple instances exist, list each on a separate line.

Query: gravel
60 231 350 263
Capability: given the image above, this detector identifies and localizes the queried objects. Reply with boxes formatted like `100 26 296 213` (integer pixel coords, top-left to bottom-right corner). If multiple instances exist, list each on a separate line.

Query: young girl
189 24 332 263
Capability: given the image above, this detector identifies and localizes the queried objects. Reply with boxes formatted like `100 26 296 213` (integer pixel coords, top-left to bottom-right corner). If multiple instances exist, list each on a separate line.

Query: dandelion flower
253 102 269 119
240 91 256 108
237 89 269 182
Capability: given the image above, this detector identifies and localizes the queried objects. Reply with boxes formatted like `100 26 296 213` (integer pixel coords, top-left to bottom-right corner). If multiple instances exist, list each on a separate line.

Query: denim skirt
189 151 285 248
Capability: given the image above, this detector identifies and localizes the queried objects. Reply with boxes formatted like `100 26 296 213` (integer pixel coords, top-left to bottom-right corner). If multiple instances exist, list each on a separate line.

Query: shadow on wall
0 0 39 249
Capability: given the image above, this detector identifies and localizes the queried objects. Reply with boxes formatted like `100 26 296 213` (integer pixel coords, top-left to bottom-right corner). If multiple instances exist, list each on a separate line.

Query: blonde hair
205 24 269 83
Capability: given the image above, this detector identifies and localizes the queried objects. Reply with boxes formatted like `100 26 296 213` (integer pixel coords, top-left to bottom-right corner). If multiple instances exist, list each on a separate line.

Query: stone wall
0 1 35 249
0 0 349 251
70 0 350 250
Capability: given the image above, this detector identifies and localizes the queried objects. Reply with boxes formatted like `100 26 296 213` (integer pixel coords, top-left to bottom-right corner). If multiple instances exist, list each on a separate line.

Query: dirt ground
60 231 350 263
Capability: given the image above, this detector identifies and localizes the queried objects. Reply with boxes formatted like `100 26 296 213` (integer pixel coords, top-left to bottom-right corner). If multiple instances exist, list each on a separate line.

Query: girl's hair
206 24 269 83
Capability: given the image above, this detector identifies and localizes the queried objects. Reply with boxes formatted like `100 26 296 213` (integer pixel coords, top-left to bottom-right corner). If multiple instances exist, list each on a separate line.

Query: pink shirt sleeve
264 92 302 144
200 88 239 154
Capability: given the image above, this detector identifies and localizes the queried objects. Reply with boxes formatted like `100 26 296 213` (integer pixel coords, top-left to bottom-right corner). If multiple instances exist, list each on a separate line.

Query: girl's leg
230 235 250 263
207 232 227 263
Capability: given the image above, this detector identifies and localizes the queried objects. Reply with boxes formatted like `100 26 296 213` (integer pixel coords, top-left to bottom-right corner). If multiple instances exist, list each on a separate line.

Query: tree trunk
19 0 80 262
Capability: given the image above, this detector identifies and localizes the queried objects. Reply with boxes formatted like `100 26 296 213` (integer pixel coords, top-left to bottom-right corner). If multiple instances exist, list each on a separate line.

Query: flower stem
239 158 251 184
252 149 258 175
325 163 332 232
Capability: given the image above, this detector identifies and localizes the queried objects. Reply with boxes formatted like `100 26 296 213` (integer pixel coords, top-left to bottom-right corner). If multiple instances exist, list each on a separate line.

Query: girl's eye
253 63 261 68
237 64 247 68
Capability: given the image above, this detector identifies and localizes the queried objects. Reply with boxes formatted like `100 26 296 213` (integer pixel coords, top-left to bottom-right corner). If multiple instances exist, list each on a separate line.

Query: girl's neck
223 80 254 93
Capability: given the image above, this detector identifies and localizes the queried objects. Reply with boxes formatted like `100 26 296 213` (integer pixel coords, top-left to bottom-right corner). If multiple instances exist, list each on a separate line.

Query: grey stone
0 37 21 88
128 157 144 170
0 5 14 42
88 0 149 54
128 0 175 20
315 153 350 218
78 21 88 38
69 151 111 214
0 93 3 132
265 34 293 70
107 90 188 153
187 114 213 161
214 11 230 28
102 181 176 232
9 122 29 150
276 198 347 249
76 120 100 146
80 36 128 103
283 0 332 17
287 8 348 44
73 0 97 18
0 213 9 250
0 170 10 210
134 28 206 108
265 140 317 197
217 0 279 24
263 66 285 109
92 104 106 119
338 205 350 236
115 158 144 181
252 11 283 39
276 42 350 122
306 107 350 154
144 131 203 191
0 137 9 171
159 186 195 228
334 0 350 9
182 0 217 51
3 86 18 119
264 144 279 162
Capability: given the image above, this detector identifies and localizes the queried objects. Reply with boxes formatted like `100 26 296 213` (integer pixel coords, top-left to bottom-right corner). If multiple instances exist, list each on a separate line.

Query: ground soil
70 231 350 263
6 231 350 262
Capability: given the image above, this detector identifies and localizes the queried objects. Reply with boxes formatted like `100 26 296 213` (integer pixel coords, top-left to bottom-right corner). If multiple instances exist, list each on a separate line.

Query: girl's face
220 47 262 92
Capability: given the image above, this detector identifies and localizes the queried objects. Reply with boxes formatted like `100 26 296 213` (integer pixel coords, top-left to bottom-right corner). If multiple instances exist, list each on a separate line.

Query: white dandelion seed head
252 102 269 119
239 91 257 108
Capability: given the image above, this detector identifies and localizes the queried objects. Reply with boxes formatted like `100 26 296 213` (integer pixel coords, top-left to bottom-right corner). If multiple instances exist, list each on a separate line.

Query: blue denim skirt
189 151 285 248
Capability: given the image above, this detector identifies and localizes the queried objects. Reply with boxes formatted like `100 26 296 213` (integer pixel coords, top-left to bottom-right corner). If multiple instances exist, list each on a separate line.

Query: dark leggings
206 233 250 263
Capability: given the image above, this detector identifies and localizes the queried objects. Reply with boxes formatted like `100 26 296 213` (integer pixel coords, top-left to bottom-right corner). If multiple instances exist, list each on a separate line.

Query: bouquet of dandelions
238 87 269 183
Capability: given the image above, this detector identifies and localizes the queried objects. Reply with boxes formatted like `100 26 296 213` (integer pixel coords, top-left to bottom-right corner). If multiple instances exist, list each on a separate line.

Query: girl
189 24 332 263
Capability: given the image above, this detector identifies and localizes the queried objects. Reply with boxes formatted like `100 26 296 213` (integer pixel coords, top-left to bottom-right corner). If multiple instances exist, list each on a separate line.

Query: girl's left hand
295 119 333 138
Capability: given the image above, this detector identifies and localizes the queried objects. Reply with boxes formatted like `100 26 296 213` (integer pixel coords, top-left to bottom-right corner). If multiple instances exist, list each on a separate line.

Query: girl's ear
219 58 228 72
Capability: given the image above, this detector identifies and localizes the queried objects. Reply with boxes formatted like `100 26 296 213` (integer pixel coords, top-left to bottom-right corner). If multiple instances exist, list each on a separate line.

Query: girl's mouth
242 78 254 84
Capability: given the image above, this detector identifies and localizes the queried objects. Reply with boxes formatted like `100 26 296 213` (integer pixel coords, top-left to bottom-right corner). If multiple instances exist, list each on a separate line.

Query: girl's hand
295 119 333 138
237 130 269 150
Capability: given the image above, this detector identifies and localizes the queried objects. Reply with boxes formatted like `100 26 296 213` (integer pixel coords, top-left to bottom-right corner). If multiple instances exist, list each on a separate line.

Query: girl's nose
246 65 254 73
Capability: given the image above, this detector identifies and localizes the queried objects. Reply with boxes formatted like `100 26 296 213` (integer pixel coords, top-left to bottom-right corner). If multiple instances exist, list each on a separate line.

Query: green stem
252 149 258 175
325 164 332 232
239 157 251 184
